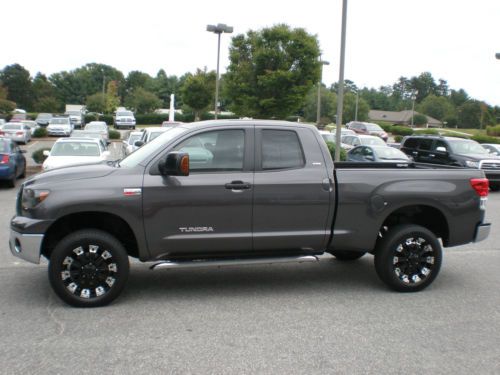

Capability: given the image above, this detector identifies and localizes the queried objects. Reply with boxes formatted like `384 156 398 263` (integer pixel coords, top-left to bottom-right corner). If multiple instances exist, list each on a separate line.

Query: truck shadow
122 256 384 303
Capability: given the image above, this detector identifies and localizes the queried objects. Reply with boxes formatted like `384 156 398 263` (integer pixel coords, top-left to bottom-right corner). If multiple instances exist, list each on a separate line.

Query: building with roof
368 110 442 128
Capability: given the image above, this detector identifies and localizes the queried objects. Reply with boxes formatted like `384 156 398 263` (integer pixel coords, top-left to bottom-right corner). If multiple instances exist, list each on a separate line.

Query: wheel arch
41 211 140 260
378 204 449 247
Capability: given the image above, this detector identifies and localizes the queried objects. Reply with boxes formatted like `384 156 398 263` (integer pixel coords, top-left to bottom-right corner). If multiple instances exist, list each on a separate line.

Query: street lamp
206 23 233 120
334 0 348 161
316 59 330 126
410 90 418 127
354 88 359 121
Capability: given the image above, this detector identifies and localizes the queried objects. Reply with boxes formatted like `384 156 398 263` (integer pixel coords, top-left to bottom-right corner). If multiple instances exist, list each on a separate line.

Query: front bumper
9 229 44 264
48 130 71 136
474 223 491 243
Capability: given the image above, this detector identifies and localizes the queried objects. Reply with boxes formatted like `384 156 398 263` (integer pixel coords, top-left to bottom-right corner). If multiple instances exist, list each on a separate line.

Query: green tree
86 93 106 113
105 80 120 113
34 97 62 113
0 64 34 109
125 88 162 114
303 85 336 123
413 113 428 126
0 85 16 114
457 101 481 128
343 92 370 123
409 72 438 103
180 69 215 121
417 95 455 121
224 24 320 118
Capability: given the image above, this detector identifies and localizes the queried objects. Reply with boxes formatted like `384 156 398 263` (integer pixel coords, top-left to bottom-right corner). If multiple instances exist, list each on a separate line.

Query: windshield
117 111 133 117
67 111 81 116
375 147 409 160
448 139 489 155
37 114 51 119
51 142 100 157
365 124 383 131
85 123 106 131
361 137 386 146
120 127 186 168
3 124 22 130
50 118 70 124
127 134 142 145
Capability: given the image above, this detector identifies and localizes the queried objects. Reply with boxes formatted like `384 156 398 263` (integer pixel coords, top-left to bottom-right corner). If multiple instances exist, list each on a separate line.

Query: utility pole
334 0 348 161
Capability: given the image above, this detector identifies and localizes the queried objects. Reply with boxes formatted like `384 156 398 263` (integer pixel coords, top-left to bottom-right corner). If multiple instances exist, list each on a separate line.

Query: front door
142 126 254 259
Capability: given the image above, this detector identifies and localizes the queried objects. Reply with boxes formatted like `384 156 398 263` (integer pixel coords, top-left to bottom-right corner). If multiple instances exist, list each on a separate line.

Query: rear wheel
7 168 16 188
374 225 442 292
48 229 129 307
330 249 366 261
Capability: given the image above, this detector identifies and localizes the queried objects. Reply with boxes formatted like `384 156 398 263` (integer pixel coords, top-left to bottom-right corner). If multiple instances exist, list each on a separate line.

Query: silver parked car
0 122 31 144
47 117 73 137
84 121 109 143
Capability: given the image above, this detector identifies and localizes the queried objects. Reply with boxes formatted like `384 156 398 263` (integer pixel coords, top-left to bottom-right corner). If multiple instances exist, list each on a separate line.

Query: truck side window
261 130 305 170
174 129 245 172
419 139 433 151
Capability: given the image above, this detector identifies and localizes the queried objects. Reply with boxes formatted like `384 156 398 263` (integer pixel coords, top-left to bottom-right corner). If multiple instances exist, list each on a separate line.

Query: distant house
368 110 442 128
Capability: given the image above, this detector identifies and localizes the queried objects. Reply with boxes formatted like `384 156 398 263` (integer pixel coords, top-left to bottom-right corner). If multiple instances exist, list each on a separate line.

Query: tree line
0 24 498 128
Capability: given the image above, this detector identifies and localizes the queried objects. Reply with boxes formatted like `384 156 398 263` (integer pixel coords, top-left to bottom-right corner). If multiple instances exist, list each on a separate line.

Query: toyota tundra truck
9 120 491 307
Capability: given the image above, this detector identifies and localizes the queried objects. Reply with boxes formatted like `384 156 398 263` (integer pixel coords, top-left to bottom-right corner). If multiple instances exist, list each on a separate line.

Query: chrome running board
150 255 319 270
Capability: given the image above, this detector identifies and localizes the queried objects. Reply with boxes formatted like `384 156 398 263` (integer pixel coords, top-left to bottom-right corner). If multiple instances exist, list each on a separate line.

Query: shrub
471 134 500 144
378 123 393 132
84 114 114 125
415 128 439 135
394 135 403 143
486 125 500 137
32 127 48 138
108 129 120 140
32 148 51 164
390 126 414 136
326 141 346 161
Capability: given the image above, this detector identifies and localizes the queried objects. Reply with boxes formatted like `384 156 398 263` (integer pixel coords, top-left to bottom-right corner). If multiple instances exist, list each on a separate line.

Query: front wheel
48 229 129 307
374 225 442 292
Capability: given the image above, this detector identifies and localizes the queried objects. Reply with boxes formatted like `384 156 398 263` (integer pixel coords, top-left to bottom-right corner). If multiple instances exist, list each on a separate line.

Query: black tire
7 168 16 188
490 183 500 192
19 163 26 178
48 229 129 307
374 224 442 292
330 249 366 261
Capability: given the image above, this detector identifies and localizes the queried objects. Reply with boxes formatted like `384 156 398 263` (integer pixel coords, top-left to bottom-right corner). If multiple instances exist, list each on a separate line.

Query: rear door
415 138 435 163
252 126 331 252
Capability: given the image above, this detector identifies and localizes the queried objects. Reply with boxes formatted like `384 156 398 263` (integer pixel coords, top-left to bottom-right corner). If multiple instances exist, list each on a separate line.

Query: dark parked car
400 135 500 191
35 113 53 127
347 145 411 163
0 137 26 187
481 143 500 156
346 121 388 142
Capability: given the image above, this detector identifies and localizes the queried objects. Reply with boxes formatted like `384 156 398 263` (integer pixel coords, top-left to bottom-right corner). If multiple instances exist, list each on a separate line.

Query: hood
43 156 105 171
456 153 500 161
27 162 115 187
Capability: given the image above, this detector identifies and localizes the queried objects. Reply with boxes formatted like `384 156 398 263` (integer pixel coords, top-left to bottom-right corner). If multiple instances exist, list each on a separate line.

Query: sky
3 0 500 106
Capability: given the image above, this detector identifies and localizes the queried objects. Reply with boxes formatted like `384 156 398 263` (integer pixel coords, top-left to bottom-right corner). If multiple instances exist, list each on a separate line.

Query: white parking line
27 141 39 149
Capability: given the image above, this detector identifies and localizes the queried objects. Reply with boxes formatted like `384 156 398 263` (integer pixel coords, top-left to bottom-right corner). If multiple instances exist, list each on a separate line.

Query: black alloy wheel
374 225 442 292
49 230 129 307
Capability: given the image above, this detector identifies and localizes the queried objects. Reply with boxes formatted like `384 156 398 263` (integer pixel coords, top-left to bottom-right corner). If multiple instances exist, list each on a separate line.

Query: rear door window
418 138 433 151
261 130 305 170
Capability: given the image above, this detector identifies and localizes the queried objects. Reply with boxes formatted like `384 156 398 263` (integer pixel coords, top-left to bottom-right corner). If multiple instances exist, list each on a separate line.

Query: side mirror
158 152 189 176
436 146 447 153
134 140 145 147
43 150 50 156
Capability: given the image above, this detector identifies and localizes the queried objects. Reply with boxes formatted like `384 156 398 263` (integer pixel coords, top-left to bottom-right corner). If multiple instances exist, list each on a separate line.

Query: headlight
465 160 479 168
22 189 50 209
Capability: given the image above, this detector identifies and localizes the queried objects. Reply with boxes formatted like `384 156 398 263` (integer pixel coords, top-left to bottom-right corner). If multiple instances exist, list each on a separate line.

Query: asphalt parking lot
0 180 499 373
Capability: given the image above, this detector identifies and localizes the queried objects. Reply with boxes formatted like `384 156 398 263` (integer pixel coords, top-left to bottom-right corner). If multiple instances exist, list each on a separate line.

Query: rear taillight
0 131 4 135
470 178 489 197
0 155 9 164
16 132 24 136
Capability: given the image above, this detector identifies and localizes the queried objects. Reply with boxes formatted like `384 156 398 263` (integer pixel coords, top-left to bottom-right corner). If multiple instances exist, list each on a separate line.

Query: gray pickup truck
10 120 491 307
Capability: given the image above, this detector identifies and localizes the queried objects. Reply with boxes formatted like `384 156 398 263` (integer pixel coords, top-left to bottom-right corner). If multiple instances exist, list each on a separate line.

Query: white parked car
0 122 31 144
42 138 110 171
114 109 136 129
122 131 143 155
47 117 73 137
130 127 170 153
84 121 109 143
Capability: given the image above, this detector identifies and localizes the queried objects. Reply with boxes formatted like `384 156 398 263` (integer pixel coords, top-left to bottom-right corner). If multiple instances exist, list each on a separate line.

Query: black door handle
225 181 251 190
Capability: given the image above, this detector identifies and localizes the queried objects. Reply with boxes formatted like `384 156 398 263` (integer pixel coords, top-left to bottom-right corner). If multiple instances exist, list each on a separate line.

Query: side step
150 255 319 270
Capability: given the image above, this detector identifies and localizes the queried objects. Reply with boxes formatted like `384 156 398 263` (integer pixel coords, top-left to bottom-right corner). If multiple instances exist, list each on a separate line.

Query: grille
480 161 500 170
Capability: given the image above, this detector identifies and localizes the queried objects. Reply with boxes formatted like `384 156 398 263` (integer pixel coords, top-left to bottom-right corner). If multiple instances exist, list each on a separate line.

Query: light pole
317 59 330 126
334 0 348 161
410 90 418 127
206 23 233 120
354 89 359 121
